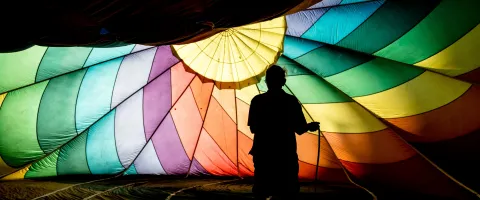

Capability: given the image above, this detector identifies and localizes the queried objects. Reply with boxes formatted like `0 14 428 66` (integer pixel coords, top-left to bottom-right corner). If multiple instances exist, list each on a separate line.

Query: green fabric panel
25 149 60 178
36 47 93 82
283 86 294 96
57 130 90 175
256 76 268 92
286 75 352 104
83 45 135 67
37 70 87 153
374 0 480 64
0 81 49 167
0 46 47 93
325 58 425 97
282 85 294 95
275 56 314 76
294 46 373 77
336 0 440 54
124 164 138 175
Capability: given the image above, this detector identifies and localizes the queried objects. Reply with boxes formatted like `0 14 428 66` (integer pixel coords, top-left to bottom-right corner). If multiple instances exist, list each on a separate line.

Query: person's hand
307 122 320 132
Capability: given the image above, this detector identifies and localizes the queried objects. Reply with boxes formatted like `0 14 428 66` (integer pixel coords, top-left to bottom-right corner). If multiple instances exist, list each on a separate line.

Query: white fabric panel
111 48 157 108
131 45 154 53
115 91 147 168
134 141 166 175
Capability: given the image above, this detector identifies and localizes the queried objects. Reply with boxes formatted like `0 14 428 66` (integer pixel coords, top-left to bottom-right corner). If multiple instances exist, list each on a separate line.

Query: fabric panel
111 48 157 108
75 58 122 133
0 46 47 93
115 91 147 168
86 111 124 175
37 70 87 153
0 82 48 167
133 141 166 175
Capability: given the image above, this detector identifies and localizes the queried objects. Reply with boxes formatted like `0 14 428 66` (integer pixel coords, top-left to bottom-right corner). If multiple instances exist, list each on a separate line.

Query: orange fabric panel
319 136 342 168
171 87 203 160
323 129 416 164
238 131 254 172
236 99 254 139
341 155 473 198
296 133 319 166
189 76 214 120
194 129 238 176
298 161 349 183
387 85 480 142
171 62 195 104
203 97 238 165
296 134 342 168
212 88 237 123
239 163 254 177
456 67 480 84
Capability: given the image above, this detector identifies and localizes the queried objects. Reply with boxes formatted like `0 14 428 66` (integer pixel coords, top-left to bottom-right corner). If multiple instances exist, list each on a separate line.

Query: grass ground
0 176 372 200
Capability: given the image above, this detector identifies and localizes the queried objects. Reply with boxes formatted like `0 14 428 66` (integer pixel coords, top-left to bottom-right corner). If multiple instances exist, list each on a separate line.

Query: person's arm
248 97 260 134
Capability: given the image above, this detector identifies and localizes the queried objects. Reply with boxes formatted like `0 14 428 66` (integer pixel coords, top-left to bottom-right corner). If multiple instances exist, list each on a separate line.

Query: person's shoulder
251 93 266 103
285 93 299 102
284 93 302 106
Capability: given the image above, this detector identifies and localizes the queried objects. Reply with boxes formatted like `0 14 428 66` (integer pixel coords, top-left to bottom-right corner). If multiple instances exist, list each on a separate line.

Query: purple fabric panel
189 158 210 176
152 113 190 175
143 70 172 139
309 0 342 8
286 8 329 37
148 46 179 82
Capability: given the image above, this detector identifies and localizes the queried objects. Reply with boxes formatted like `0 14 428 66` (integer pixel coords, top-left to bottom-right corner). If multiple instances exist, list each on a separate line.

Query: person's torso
251 92 299 156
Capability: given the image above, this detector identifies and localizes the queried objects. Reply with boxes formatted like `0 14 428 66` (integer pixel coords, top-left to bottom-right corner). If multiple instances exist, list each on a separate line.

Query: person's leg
253 156 270 199
271 157 299 199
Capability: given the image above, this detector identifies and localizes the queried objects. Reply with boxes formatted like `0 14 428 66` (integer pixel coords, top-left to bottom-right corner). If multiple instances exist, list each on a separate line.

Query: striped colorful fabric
0 0 479 198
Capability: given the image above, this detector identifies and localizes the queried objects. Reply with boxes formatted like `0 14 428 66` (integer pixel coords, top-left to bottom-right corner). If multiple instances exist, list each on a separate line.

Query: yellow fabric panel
235 84 259 104
302 106 314 124
173 17 285 83
354 72 471 118
0 165 30 180
302 107 320 136
212 87 237 123
0 156 15 177
0 93 5 107
303 102 386 133
415 25 480 76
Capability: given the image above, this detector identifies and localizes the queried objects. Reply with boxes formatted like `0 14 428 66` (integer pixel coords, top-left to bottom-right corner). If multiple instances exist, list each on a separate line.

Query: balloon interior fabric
173 16 286 89
0 0 480 199
0 0 318 53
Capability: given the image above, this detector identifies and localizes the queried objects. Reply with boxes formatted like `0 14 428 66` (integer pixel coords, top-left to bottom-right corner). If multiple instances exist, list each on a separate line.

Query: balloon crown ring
197 21 215 29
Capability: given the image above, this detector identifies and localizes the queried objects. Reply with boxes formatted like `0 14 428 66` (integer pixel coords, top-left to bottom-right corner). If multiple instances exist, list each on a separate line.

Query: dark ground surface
0 176 373 200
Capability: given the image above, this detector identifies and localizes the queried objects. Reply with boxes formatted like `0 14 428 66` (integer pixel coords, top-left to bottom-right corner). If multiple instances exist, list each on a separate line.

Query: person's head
265 65 286 90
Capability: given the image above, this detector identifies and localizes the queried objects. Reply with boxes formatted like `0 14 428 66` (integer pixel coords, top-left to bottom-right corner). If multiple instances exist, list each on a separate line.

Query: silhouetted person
248 65 319 200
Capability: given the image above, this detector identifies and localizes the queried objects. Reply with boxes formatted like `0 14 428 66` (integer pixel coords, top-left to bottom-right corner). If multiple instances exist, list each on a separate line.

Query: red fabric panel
456 67 480 84
411 129 480 192
341 155 474 198
298 161 349 183
239 164 254 177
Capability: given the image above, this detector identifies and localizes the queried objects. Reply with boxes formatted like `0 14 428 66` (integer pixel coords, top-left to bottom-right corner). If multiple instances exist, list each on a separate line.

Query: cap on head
266 65 286 89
